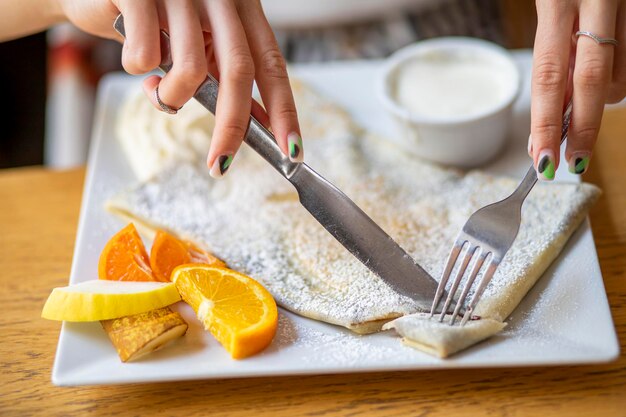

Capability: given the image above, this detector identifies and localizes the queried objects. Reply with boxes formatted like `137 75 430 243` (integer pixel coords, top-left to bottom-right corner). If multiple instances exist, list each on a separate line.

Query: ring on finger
575 30 619 46
154 86 182 114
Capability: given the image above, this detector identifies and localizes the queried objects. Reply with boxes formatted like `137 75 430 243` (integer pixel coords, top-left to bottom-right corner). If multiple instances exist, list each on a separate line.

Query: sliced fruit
99 223 154 281
41 280 181 322
101 307 188 362
150 230 226 282
171 264 278 359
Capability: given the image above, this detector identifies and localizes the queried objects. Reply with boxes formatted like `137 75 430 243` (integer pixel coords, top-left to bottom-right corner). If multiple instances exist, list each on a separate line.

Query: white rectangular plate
52 52 619 386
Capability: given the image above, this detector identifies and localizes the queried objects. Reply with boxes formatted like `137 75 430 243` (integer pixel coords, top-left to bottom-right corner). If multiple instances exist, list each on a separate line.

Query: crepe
108 79 600 357
383 314 507 358
116 90 216 181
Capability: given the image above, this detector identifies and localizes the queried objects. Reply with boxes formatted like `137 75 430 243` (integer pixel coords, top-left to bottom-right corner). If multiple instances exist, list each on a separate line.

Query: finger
117 0 161 74
530 1 576 180
567 0 618 175
205 0 256 177
205 36 271 130
205 38 270 133
86 0 124 41
564 32 578 105
238 1 302 162
204 34 220 78
528 34 578 159
607 4 626 104
252 100 271 130
153 0 206 111
142 74 163 109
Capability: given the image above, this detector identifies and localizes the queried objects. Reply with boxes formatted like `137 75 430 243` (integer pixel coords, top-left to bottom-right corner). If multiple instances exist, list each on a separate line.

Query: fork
430 100 573 326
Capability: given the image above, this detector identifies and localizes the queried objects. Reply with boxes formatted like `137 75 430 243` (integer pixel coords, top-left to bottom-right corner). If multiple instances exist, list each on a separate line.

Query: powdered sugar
271 312 416 366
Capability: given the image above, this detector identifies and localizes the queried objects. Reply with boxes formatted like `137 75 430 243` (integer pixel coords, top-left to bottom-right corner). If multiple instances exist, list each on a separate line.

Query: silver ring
575 31 618 46
154 86 181 114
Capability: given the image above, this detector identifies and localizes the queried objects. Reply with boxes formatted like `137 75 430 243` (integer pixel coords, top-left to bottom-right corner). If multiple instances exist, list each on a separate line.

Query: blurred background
0 0 536 169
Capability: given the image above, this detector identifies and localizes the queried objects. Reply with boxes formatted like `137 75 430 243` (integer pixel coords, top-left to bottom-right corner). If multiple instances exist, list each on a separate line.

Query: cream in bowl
379 37 521 167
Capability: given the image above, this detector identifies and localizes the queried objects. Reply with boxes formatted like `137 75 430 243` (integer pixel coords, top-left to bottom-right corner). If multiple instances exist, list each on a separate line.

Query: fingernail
536 150 556 181
209 154 233 179
287 132 304 163
527 134 533 157
568 152 591 175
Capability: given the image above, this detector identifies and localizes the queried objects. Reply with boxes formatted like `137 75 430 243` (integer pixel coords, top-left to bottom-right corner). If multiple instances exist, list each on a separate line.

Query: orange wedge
150 230 226 282
171 264 278 359
98 223 155 281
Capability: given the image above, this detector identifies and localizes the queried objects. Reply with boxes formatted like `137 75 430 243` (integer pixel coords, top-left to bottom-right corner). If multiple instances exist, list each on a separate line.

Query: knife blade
113 14 441 311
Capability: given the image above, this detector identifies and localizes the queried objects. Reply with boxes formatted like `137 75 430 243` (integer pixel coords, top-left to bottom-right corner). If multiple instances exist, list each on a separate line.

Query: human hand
530 0 625 180
58 0 303 177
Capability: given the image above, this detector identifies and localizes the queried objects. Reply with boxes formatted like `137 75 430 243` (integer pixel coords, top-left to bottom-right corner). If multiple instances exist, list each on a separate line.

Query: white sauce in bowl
392 50 517 121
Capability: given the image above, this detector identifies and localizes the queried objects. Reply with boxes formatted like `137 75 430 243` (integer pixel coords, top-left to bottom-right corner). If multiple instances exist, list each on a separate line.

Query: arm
0 0 65 42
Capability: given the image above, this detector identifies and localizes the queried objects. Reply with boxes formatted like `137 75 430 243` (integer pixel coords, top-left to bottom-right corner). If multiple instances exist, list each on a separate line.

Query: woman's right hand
58 0 303 177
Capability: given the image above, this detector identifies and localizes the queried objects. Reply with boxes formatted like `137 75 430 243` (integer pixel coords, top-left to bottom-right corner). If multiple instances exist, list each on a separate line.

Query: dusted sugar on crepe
108 79 600 357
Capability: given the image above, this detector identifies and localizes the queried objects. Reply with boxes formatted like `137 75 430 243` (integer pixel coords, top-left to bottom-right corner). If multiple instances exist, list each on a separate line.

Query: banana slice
101 307 188 362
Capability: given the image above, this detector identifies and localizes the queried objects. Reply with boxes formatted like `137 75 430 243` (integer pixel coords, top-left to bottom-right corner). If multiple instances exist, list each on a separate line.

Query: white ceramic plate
52 52 619 386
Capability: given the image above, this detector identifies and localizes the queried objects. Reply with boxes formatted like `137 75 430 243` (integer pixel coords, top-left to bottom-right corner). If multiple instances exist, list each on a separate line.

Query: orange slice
171 264 278 359
98 223 154 281
150 230 226 282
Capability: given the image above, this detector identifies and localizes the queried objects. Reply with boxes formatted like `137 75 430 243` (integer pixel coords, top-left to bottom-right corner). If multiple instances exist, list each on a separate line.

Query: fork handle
510 100 573 202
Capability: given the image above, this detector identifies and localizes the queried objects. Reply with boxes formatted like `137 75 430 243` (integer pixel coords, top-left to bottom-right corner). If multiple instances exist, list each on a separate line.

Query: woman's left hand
530 0 625 180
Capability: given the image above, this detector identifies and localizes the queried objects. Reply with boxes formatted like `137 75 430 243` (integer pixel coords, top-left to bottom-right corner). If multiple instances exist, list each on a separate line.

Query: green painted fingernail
287 132 303 162
568 153 590 175
537 151 555 181
210 154 233 178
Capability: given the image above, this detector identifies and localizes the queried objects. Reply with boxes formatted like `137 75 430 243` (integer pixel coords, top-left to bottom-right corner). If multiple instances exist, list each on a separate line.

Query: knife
113 14 441 312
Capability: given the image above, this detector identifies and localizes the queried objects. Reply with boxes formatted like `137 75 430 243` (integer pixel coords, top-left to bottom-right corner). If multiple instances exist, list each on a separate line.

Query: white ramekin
378 37 521 168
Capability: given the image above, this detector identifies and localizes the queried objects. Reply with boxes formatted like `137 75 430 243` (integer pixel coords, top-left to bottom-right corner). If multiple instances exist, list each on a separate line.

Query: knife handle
113 14 297 179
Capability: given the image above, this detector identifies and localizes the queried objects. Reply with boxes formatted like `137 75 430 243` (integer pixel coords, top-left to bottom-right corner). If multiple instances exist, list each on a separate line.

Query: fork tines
429 235 499 326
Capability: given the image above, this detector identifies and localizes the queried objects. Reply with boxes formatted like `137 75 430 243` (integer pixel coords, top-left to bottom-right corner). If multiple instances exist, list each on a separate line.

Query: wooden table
1 108 625 417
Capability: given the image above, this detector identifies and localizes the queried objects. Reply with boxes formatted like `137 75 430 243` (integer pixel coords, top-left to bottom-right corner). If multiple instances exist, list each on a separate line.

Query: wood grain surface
1 108 626 416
